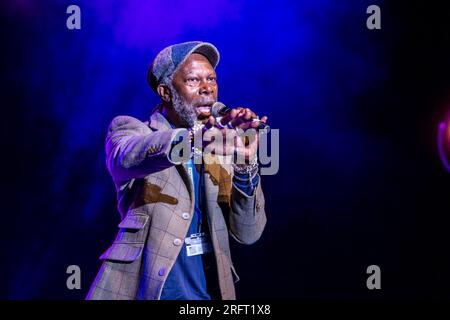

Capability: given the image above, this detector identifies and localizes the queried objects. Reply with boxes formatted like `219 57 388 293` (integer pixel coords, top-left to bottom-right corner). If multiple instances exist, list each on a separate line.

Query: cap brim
191 42 220 68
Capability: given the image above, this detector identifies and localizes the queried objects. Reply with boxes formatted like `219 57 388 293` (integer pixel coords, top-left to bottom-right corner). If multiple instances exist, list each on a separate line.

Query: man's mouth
195 104 213 114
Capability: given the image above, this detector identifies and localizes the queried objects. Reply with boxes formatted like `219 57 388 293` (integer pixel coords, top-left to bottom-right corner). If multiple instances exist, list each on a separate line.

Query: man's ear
157 84 171 103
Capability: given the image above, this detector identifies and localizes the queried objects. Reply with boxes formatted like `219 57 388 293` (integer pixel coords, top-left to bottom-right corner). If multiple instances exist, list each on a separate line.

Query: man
87 41 267 300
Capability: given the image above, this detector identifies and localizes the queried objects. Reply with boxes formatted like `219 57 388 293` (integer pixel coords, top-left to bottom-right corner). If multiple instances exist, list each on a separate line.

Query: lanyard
187 160 205 233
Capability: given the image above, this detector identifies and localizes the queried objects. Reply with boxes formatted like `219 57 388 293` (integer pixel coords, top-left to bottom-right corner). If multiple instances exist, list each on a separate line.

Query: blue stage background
1 0 449 299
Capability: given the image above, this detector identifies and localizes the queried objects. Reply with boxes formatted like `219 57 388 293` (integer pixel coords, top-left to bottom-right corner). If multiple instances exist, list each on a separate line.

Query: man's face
170 53 218 126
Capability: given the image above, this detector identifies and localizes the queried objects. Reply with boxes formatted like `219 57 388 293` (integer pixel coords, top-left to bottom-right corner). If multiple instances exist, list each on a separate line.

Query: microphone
211 102 270 132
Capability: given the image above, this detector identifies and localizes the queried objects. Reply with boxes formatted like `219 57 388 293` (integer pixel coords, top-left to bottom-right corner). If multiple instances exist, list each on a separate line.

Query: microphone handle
218 106 232 116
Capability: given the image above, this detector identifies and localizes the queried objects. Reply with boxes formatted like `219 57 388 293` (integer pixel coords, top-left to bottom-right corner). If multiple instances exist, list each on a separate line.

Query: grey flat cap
147 41 220 92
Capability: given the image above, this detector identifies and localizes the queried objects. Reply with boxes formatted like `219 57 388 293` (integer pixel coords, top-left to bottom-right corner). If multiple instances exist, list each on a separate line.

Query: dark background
1 0 449 299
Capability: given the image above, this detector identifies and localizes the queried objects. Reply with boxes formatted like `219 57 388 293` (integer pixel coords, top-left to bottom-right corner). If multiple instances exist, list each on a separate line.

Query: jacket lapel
176 163 194 203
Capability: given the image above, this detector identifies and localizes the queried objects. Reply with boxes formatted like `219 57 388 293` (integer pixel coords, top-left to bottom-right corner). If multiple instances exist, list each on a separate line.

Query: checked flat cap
147 41 220 92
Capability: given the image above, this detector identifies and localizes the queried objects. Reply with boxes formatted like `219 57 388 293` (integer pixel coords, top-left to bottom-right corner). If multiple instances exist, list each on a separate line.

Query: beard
169 87 197 128
168 83 215 128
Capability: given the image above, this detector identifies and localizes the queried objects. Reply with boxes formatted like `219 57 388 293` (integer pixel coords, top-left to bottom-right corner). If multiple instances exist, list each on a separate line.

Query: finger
250 119 261 129
244 108 254 121
236 109 259 128
203 116 215 131
240 108 257 121
247 115 267 129
230 109 249 128
218 108 240 125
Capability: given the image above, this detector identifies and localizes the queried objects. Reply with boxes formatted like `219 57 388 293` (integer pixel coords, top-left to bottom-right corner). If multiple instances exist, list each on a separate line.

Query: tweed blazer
86 110 266 300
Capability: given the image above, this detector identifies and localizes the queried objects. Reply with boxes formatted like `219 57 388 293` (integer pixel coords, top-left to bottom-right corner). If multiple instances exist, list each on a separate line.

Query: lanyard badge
185 232 212 257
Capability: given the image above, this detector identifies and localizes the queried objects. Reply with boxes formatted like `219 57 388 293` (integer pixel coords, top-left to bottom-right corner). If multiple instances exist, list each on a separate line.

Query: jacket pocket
118 213 149 230
99 242 144 262
114 212 150 244
99 212 149 262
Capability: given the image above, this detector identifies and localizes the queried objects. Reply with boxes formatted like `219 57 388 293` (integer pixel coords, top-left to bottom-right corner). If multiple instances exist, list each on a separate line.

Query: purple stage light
438 120 450 172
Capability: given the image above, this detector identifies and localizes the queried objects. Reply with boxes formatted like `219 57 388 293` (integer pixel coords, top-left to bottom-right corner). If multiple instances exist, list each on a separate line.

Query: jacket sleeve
228 173 267 245
105 115 189 184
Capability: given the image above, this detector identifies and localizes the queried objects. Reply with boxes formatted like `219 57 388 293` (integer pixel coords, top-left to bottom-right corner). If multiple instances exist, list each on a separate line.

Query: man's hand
200 107 268 163
216 107 268 131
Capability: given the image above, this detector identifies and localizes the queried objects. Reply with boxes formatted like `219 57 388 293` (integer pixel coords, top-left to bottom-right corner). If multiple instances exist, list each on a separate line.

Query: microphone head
211 101 228 117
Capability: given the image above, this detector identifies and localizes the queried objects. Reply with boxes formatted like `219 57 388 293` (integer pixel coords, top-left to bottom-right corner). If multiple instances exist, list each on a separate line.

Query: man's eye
208 77 216 82
187 77 199 83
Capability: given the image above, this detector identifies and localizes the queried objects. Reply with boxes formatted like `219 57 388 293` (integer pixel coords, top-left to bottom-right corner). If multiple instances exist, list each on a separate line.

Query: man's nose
199 80 213 95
